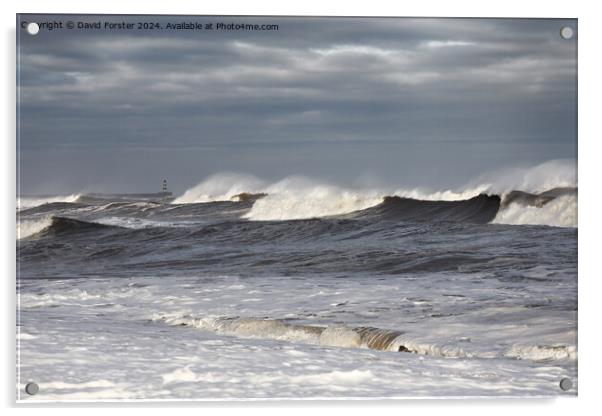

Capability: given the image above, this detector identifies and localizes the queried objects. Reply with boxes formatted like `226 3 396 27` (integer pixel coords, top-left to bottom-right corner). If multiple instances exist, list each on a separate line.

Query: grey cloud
17 15 577 194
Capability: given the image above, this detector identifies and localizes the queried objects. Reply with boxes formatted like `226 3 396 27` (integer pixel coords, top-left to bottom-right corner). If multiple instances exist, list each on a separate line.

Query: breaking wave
17 217 54 239
173 173 266 203
154 314 576 362
493 194 577 227
170 160 576 226
16 215 188 239
17 194 81 211
18 160 577 229
19 217 119 239
244 177 384 221
17 189 577 238
154 315 413 352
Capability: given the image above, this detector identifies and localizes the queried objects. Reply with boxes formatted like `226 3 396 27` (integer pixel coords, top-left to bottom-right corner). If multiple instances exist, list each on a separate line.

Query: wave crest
17 194 80 211
17 217 54 239
245 177 384 221
154 314 576 362
173 173 266 203
172 160 576 225
493 194 577 227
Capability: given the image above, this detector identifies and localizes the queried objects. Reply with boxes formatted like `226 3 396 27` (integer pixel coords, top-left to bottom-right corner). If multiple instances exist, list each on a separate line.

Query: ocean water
16 174 578 401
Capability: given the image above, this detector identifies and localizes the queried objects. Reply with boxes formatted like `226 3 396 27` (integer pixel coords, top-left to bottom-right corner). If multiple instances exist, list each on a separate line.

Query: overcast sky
17 15 577 195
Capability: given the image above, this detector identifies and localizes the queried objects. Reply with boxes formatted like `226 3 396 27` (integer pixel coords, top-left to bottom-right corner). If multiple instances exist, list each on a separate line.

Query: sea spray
173 173 266 204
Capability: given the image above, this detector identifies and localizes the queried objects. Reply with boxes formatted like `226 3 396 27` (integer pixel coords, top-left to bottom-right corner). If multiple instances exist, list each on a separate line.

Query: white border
3 0 601 413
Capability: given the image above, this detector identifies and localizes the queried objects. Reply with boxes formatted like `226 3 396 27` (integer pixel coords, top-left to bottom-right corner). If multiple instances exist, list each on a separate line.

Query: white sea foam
173 173 266 203
92 216 199 229
504 344 577 361
18 273 577 400
493 194 577 228
17 217 53 239
244 177 384 220
161 366 200 384
391 186 489 201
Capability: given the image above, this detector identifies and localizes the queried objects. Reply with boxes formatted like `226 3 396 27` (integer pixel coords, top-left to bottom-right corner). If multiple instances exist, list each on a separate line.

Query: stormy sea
16 166 577 400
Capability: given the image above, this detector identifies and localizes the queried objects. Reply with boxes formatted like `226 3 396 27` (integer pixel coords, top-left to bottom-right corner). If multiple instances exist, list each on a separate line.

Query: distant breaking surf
168 160 576 226
16 160 577 237
17 186 576 241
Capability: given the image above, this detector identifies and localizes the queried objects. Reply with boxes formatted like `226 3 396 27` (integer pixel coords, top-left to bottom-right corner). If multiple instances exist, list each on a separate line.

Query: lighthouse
160 178 172 199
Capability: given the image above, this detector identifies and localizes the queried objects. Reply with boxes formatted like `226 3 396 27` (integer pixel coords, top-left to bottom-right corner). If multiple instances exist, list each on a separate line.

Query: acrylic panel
16 14 578 401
